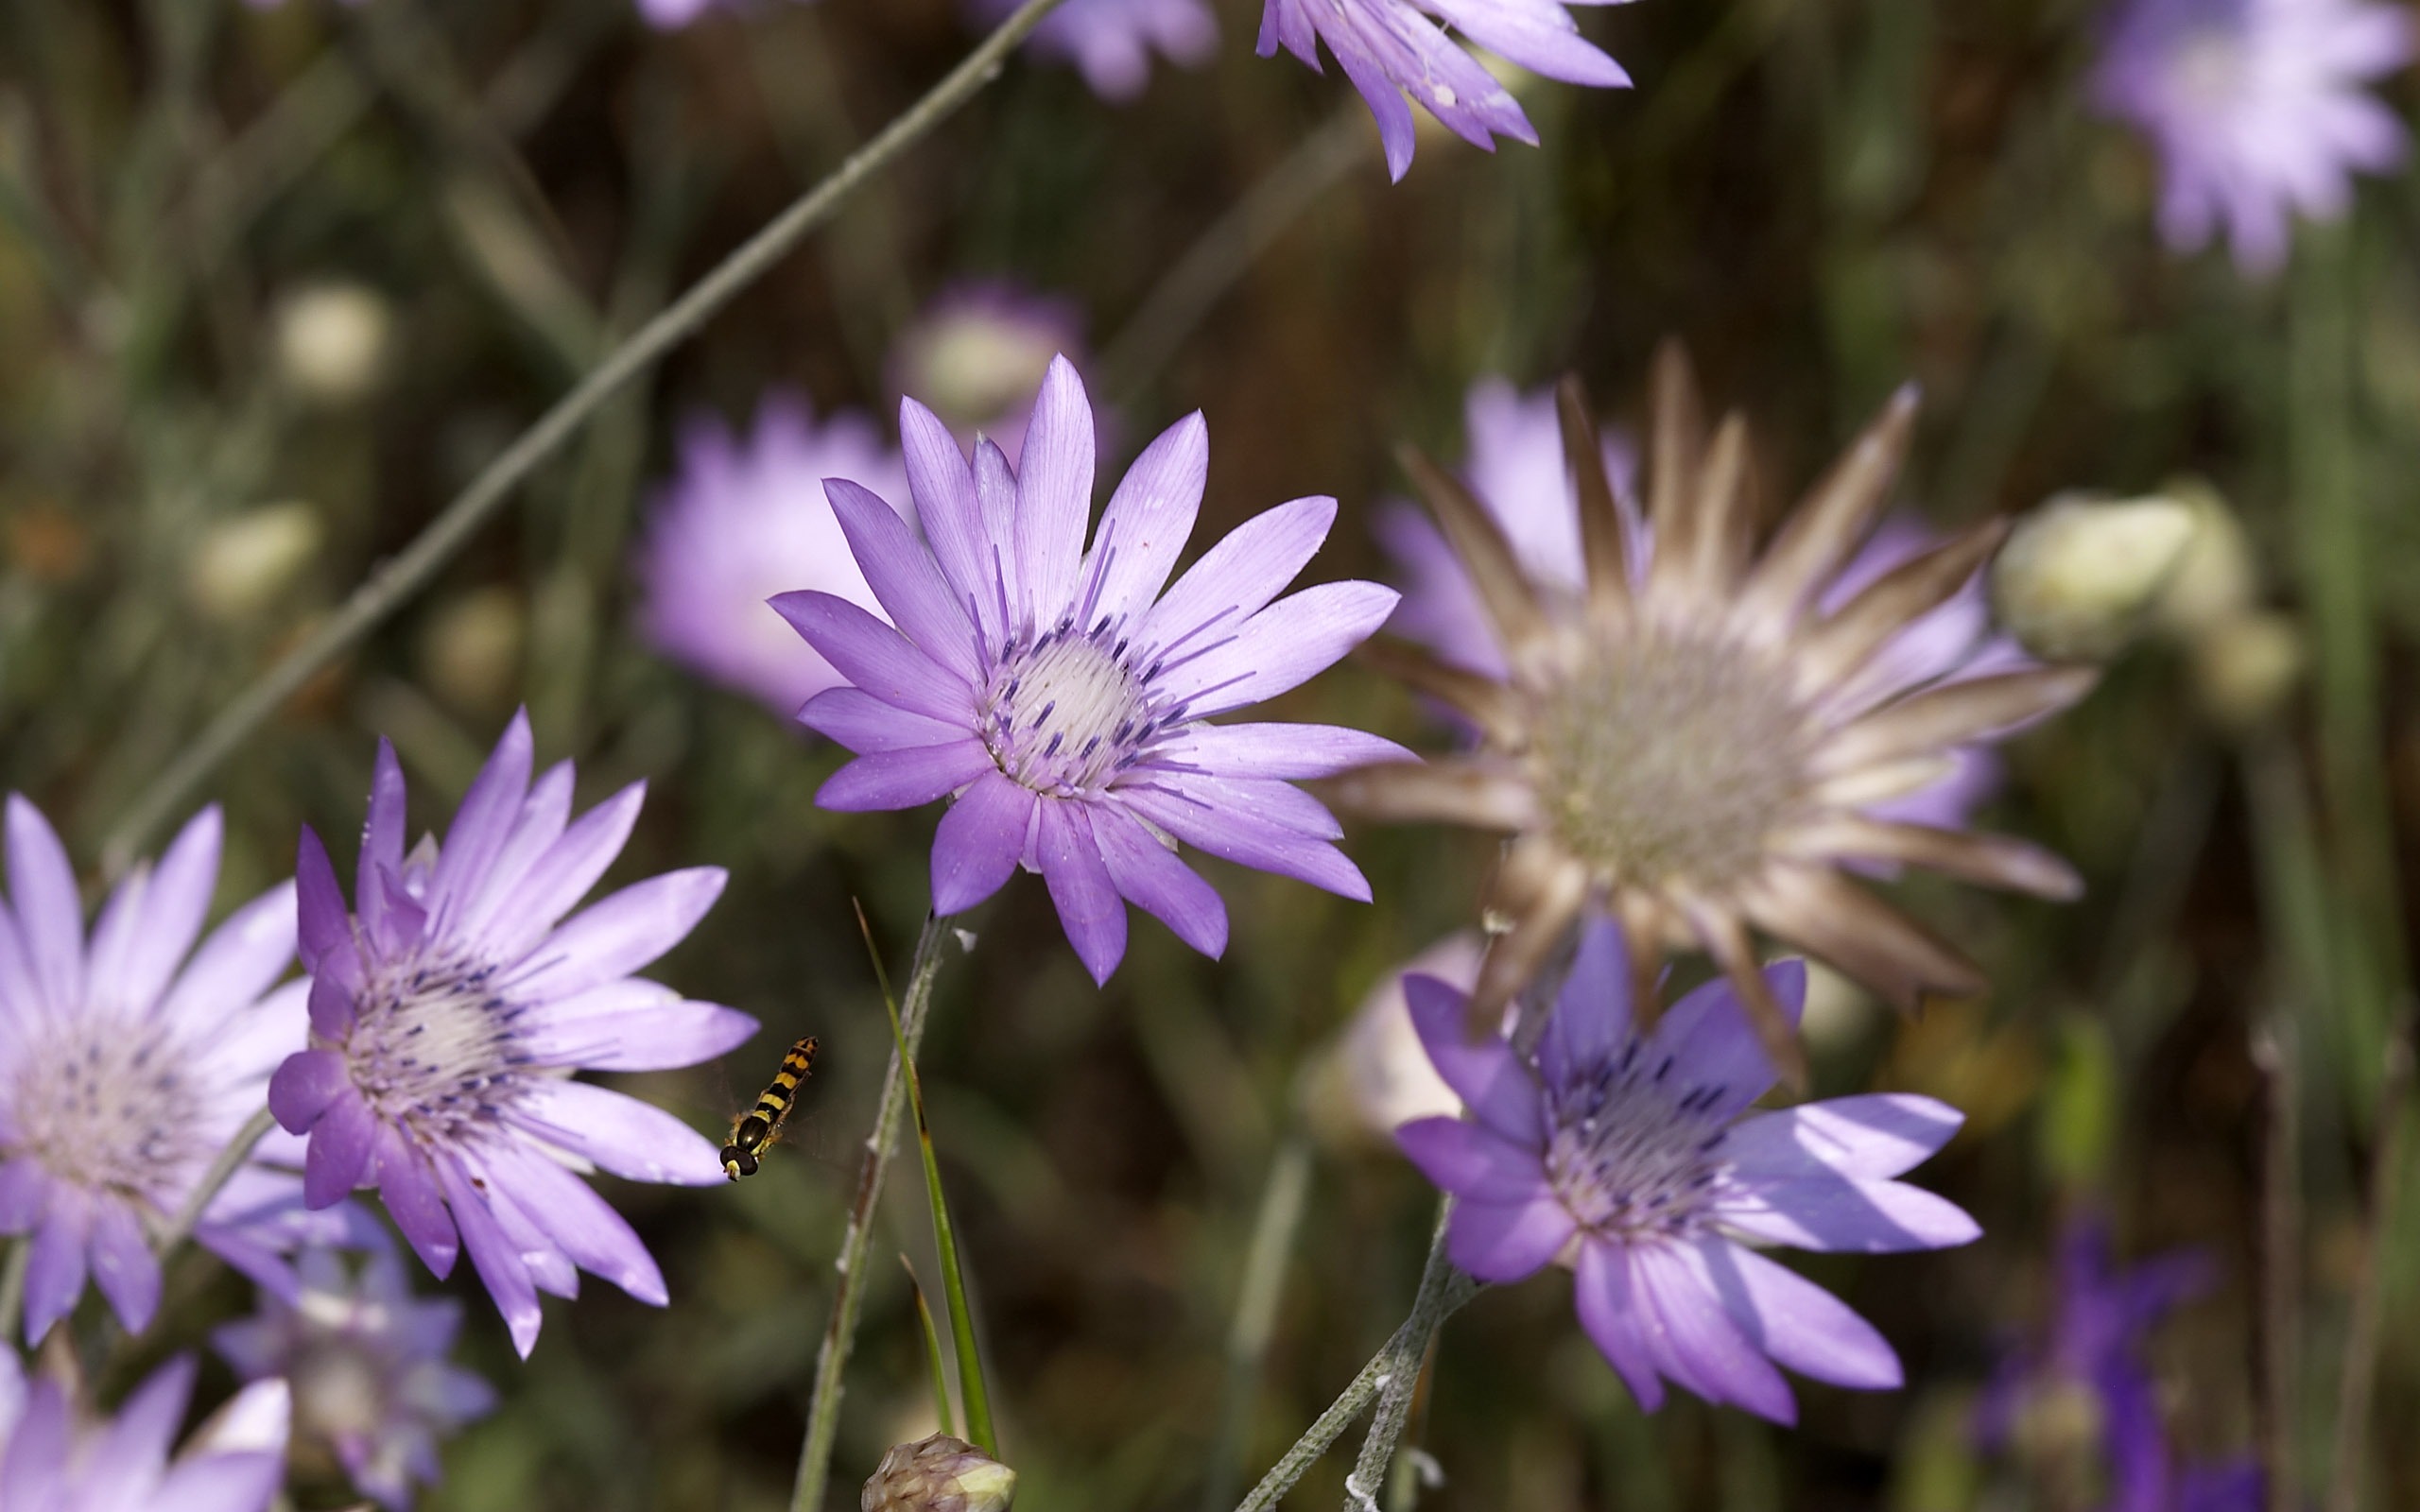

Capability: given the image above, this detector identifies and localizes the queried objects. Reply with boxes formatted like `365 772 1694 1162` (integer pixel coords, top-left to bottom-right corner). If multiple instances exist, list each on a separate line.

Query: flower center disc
984 630 1151 796
12 1022 201 1204
1542 1047 1733 1241
345 954 524 1147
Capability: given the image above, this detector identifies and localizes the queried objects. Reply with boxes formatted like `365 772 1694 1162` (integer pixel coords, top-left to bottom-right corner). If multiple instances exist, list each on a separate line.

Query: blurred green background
3 0 2418 1507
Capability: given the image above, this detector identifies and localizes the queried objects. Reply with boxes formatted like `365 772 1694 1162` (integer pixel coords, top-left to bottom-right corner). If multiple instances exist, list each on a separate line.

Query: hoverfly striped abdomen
722 1035 818 1180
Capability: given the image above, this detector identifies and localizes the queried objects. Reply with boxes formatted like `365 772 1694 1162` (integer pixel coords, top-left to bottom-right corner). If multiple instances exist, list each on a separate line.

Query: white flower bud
275 281 393 405
2149 479 2259 638
2189 610 2303 729
1991 491 2199 661
187 502 322 623
419 586 525 713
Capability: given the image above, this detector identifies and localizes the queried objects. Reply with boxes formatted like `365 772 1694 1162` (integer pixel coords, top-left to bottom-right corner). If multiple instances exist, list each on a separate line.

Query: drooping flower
1374 376 2014 834
973 0 1219 101
1256 0 1631 180
216 1247 496 1511
2091 0 2412 275
1337 348 2094 1080
636 393 912 715
1395 919 1979 1424
1977 1215 2262 1512
0 1351 290 1512
782 355 1410 984
268 713 757 1355
887 282 1090 467
0 798 376 1345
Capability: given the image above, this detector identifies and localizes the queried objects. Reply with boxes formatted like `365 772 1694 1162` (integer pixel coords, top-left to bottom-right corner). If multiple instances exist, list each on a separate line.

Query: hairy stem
1342 1206 1457 1511
791 914 955 1512
99 0 1067 875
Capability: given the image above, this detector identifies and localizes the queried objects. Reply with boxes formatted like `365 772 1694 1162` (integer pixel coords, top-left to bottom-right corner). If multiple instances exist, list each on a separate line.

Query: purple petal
22 1195 89 1343
150 1456 286 1512
1400 972 1543 1144
827 476 984 684
1395 1116 1552 1202
304 1091 377 1208
361 737 407 902
1080 411 1206 630
374 1129 459 1279
1632 1242 1796 1423
157 881 299 1032
1714 1175 1981 1253
931 773 1039 916
512 868 726 1002
88 1355 195 1501
1697 1239 1901 1390
294 827 361 992
818 741 996 813
107 805 221 1018
1012 355 1096 621
0 1158 46 1231
520 988 759 1073
1444 4 1630 87
1145 772 1341 838
430 710 535 924
1151 722 1416 780
510 1080 725 1186
1136 495 1338 664
798 686 971 753
973 439 1022 628
485 1142 668 1305
1540 918 1634 1091
455 759 578 943
476 781 646 961
900 398 996 641
1118 782 1371 900
1444 1193 1576 1282
769 591 977 727
1089 801 1229 957
1721 1095 1964 1182
306 972 356 1040
1154 580 1400 716
1333 43 1420 180
1650 959 1806 1119
268 1049 352 1134
5 796 83 1016
1573 1240 1667 1412
436 1157 543 1357
1038 799 1127 985
86 1199 161 1334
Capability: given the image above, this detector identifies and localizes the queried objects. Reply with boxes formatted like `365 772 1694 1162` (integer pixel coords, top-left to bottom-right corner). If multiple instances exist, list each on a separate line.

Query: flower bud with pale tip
863 1435 1018 1512
1991 491 2198 661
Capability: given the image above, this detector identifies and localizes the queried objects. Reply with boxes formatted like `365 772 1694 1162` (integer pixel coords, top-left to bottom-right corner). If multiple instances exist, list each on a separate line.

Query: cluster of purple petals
268 714 756 1355
1256 0 1631 179
1977 1216 2262 1512
782 355 1410 985
2091 0 2412 275
974 0 1219 101
0 1352 289 1512
1395 919 1979 1423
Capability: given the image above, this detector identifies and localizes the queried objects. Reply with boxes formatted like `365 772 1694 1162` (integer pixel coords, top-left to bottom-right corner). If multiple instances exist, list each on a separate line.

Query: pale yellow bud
274 282 392 405
2189 610 2304 729
2149 480 2258 638
1797 961 1880 1054
187 502 322 623
418 586 525 713
1991 492 2198 662
862 1435 1017 1512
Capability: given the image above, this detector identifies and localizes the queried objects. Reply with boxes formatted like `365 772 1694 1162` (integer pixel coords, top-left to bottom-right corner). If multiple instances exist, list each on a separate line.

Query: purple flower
887 282 1090 467
268 713 757 1356
0 1351 290 1512
216 1247 496 1511
1256 0 1631 180
973 0 1219 101
1978 1215 2262 1512
782 355 1410 984
1395 919 1979 1423
0 798 372 1344
2092 0 2412 275
636 393 912 715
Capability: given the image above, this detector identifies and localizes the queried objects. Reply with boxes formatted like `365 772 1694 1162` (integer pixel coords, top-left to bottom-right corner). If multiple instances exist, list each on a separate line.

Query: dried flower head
863 1435 1018 1512
1338 347 2095 1081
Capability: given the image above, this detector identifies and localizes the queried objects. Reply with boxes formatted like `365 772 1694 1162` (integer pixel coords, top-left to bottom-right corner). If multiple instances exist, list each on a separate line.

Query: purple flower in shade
0 1351 290 1512
1256 0 1631 180
973 0 1219 101
0 799 376 1345
2092 0 2412 276
887 282 1090 468
216 1248 496 1511
781 355 1411 984
1977 1216 2262 1512
1376 378 2015 836
636 393 912 715
1395 918 1979 1423
266 713 757 1356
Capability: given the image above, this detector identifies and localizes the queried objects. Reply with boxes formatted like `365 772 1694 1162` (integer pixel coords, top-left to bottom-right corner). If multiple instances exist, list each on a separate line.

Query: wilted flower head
888 283 1087 466
268 713 757 1355
2092 0 2412 275
216 1247 495 1511
782 356 1409 984
1396 919 1978 1423
862 1434 1018 1512
1339 348 2093 1080
636 393 912 714
0 798 374 1345
1256 0 1631 180
974 0 1218 100
1977 1215 2260 1512
0 1351 290 1512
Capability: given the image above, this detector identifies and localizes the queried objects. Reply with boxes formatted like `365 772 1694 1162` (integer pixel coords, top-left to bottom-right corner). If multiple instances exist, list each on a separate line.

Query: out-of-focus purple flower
0 1351 290 1512
1256 0 1631 180
1395 919 1978 1423
216 1247 496 1511
2092 0 2412 276
1977 1215 2262 1512
636 394 911 715
973 0 1219 101
268 713 756 1356
887 282 1089 468
781 355 1410 984
0 799 375 1345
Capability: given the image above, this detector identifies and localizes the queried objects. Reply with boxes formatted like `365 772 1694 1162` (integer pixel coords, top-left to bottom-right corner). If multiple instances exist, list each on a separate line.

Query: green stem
790 914 955 1512
0 1238 26 1346
155 1105 276 1265
1341 1205 1457 1511
97 0 1069 876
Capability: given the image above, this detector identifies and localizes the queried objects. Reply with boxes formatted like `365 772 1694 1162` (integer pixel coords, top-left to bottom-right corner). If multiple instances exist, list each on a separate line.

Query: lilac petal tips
0 796 372 1345
1394 918 1978 1423
269 713 759 1357
784 355 1414 985
1256 0 1632 180
974 0 1219 102
2092 0 2413 276
0 1351 291 1512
